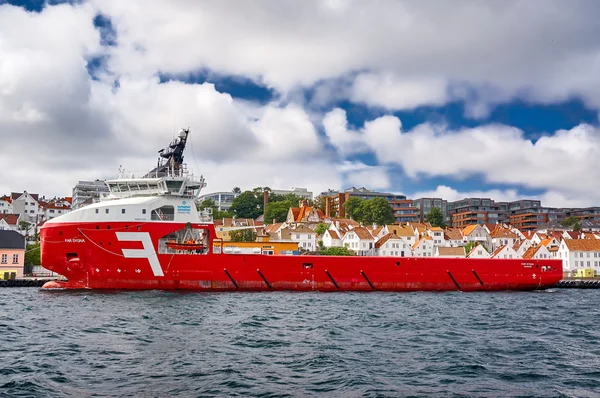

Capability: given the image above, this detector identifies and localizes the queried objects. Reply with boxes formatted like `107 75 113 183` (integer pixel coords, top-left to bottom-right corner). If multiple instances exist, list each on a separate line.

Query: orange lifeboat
166 239 204 251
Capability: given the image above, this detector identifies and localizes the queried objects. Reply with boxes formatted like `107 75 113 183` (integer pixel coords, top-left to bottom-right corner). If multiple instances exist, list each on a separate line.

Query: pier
0 277 57 288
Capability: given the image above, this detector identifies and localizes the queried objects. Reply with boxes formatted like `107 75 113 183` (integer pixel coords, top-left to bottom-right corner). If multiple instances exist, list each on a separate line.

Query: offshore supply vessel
40 129 563 291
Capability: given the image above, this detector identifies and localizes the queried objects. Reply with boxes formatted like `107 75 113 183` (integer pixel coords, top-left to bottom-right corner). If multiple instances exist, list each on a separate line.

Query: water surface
1 288 599 397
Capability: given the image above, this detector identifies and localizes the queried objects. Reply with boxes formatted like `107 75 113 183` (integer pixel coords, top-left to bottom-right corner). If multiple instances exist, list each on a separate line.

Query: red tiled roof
564 239 600 251
0 195 12 204
522 246 543 259
445 229 463 240
327 230 341 240
462 225 479 237
375 233 392 249
565 231 579 239
351 227 373 240
491 244 506 257
0 213 19 225
491 228 517 239
522 230 536 240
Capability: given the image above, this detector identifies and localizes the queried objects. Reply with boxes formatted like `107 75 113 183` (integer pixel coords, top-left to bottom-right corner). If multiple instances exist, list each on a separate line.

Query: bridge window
121 209 126 214
142 209 147 214
151 205 175 221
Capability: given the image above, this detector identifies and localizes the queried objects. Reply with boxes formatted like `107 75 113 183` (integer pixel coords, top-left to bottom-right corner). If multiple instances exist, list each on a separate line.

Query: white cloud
336 161 390 190
89 0 600 113
322 108 368 156
351 73 448 110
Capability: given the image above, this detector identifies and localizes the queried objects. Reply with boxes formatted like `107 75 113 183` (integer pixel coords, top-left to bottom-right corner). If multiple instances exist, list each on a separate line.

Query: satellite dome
178 129 187 138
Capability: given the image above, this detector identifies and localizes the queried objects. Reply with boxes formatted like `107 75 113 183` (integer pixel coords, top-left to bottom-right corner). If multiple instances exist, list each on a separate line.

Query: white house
512 240 532 257
436 246 465 258
342 226 374 255
522 245 552 260
0 196 13 214
387 225 419 247
427 227 446 247
375 233 413 257
490 227 518 251
557 240 600 276
491 244 519 259
444 229 465 247
10 191 44 223
322 229 343 248
412 237 434 257
467 243 491 258
462 225 491 250
288 225 318 251
0 214 21 233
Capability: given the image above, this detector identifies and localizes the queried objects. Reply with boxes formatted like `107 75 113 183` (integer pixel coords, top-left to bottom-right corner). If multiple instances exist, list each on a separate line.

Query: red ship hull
40 222 563 291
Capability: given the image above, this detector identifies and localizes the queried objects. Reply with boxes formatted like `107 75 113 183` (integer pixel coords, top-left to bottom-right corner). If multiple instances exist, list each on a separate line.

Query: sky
1 0 600 207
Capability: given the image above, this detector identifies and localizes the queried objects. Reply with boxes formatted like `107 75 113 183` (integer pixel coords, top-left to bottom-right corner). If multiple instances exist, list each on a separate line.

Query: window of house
12 254 18 264
142 209 147 214
50 209 55 213
95 209 99 214
1 254 6 264
121 209 126 214
105 209 109 214
575 261 579 266
296 234 300 239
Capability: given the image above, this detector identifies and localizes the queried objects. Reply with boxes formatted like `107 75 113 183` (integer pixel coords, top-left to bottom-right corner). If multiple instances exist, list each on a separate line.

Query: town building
10 191 44 224
412 236 434 257
491 244 519 259
271 187 313 199
323 187 416 223
342 226 375 255
448 197 508 228
411 198 448 223
0 195 13 214
322 229 343 248
0 214 20 232
461 224 492 251
375 233 413 257
72 180 109 209
467 244 491 259
0 230 26 280
557 239 600 277
197 191 240 211
286 201 326 227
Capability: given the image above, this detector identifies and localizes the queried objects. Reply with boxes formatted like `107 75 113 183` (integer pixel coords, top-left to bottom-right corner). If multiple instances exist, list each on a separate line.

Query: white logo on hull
116 232 164 277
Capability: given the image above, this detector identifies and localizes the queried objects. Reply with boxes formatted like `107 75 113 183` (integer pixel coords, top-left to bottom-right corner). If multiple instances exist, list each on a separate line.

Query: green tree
561 216 580 229
230 191 263 219
313 195 327 213
229 229 257 242
19 220 31 234
344 197 363 220
265 201 291 223
320 246 356 256
314 223 329 236
364 197 395 225
465 241 489 255
573 221 582 231
425 207 446 228
25 243 41 266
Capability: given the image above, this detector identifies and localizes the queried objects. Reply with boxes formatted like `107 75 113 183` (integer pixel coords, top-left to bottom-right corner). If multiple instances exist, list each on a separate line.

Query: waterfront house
0 213 20 233
557 239 600 276
444 228 464 247
467 243 491 259
0 195 13 214
427 226 446 247
522 244 552 260
386 224 418 247
0 230 25 280
462 225 492 250
342 227 375 255
512 239 532 257
375 233 413 257
322 229 343 248
491 244 519 259
490 227 518 251
412 236 434 257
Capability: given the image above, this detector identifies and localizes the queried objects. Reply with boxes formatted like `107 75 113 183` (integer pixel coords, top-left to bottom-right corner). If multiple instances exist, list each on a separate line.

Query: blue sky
2 0 600 206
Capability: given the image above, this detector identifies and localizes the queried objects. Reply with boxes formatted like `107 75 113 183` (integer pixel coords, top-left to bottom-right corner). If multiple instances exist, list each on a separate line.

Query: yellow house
575 268 595 279
0 230 26 280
